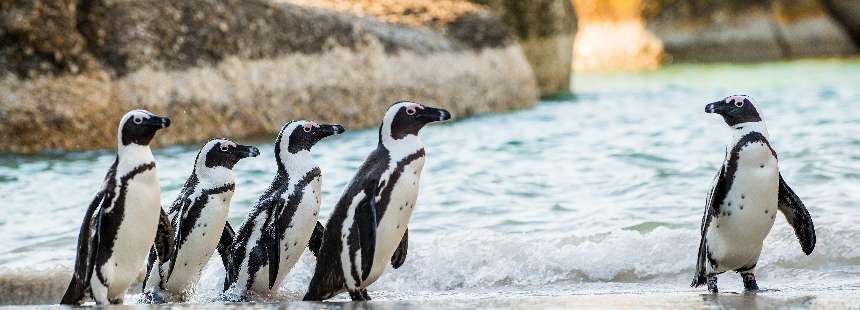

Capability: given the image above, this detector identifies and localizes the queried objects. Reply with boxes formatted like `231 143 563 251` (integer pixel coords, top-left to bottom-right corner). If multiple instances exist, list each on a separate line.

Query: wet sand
2 290 859 309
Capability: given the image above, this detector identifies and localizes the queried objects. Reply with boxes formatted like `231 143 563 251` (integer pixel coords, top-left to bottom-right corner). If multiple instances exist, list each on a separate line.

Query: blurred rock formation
0 0 539 153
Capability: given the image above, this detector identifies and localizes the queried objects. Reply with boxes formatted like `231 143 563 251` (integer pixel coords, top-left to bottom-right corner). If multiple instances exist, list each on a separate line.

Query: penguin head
705 95 763 127
197 139 260 170
275 120 345 157
118 109 171 147
380 101 452 141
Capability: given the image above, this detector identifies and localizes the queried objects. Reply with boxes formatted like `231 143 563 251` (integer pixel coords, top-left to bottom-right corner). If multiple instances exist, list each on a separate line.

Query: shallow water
0 59 859 305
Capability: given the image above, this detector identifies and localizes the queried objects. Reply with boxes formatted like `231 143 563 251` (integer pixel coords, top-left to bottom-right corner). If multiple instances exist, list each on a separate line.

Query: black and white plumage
142 139 259 302
60 110 172 305
691 95 816 293
304 101 451 301
224 121 345 298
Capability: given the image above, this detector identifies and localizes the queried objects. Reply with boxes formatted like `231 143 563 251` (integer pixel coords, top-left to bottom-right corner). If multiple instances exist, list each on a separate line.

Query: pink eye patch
303 121 319 132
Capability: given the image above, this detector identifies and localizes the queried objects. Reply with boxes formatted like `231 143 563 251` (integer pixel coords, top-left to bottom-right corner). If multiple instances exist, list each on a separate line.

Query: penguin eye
406 107 417 116
734 101 744 108
303 126 312 133
133 116 143 125
220 145 229 152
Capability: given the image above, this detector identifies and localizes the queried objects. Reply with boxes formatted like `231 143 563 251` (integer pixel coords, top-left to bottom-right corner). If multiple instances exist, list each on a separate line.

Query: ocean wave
3 226 859 305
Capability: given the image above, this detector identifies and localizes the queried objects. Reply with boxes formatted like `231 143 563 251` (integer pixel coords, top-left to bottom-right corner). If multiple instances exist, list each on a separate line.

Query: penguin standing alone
61 110 172 305
692 95 816 293
142 139 260 302
304 101 451 301
224 121 345 299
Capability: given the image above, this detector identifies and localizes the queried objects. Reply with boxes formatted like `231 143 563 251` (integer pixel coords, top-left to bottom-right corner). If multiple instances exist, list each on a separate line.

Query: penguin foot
348 289 370 301
220 290 250 303
706 274 718 294
742 273 759 292
138 291 164 304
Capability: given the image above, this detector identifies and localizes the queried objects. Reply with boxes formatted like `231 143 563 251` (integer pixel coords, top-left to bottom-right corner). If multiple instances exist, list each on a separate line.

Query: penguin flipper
391 228 408 269
61 190 106 305
218 222 236 291
266 205 288 290
777 174 816 255
356 184 380 280
692 164 727 288
308 221 324 257
155 208 176 262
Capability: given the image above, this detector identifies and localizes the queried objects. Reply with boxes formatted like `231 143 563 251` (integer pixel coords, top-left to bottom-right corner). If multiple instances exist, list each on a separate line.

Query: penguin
303 101 451 301
60 109 172 305
691 95 816 293
224 120 345 299
141 139 260 302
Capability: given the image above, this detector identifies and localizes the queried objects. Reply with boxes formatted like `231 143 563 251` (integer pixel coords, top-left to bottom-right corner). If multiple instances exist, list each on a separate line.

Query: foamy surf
3 225 858 305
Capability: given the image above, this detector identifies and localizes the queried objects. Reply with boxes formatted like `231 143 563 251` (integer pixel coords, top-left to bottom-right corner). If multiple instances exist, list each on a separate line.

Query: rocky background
573 0 860 71
1 0 858 152
0 0 543 153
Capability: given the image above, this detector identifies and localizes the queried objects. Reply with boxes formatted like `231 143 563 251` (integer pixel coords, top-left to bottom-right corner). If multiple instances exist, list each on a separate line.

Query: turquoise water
0 59 858 305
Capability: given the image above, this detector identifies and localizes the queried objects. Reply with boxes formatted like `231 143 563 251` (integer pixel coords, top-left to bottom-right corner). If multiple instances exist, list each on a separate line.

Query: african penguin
60 109 172 305
224 120 345 299
692 95 816 293
141 139 260 302
303 101 451 301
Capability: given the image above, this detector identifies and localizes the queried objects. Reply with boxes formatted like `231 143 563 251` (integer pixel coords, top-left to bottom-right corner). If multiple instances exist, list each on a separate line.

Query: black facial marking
384 102 451 140
206 142 239 169
120 113 170 146
276 122 343 170
287 124 318 154
389 107 425 140
705 96 763 126
204 141 259 169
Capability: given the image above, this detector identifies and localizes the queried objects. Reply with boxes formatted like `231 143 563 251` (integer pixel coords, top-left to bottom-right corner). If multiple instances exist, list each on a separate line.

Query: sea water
0 59 858 305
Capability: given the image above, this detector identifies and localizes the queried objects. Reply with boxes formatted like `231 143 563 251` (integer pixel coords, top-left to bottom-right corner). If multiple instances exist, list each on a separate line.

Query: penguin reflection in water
304 101 451 301
224 121 345 299
141 139 260 302
692 95 816 293
60 110 172 305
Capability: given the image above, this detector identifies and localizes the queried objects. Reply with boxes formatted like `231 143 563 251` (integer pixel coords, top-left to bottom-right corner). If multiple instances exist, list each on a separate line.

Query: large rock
572 0 663 72
571 0 857 70
469 0 576 96
821 0 860 45
643 0 856 61
0 0 538 153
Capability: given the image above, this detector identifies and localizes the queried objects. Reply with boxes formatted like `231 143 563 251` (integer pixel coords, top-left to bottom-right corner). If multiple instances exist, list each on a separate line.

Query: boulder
0 0 538 153
469 0 576 96
821 0 860 45
571 0 857 70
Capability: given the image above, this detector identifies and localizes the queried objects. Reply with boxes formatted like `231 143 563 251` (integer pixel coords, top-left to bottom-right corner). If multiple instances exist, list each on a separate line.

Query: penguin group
60 101 451 305
59 94 817 305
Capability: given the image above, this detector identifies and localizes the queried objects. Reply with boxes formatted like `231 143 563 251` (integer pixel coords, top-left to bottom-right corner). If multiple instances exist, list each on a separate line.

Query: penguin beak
705 101 730 115
316 124 345 138
235 144 260 159
416 106 452 123
145 115 171 129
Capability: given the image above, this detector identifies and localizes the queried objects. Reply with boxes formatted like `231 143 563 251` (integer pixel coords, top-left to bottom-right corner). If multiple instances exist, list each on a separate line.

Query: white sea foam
4 225 857 305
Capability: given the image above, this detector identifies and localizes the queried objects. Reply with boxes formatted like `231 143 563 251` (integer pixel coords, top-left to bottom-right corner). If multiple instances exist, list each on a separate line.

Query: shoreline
2 289 859 308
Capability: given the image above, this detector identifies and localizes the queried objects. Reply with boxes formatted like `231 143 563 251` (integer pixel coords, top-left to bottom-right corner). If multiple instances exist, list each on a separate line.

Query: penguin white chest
165 190 233 292
265 177 323 290
252 177 322 293
708 142 779 272
104 168 162 296
365 156 425 285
